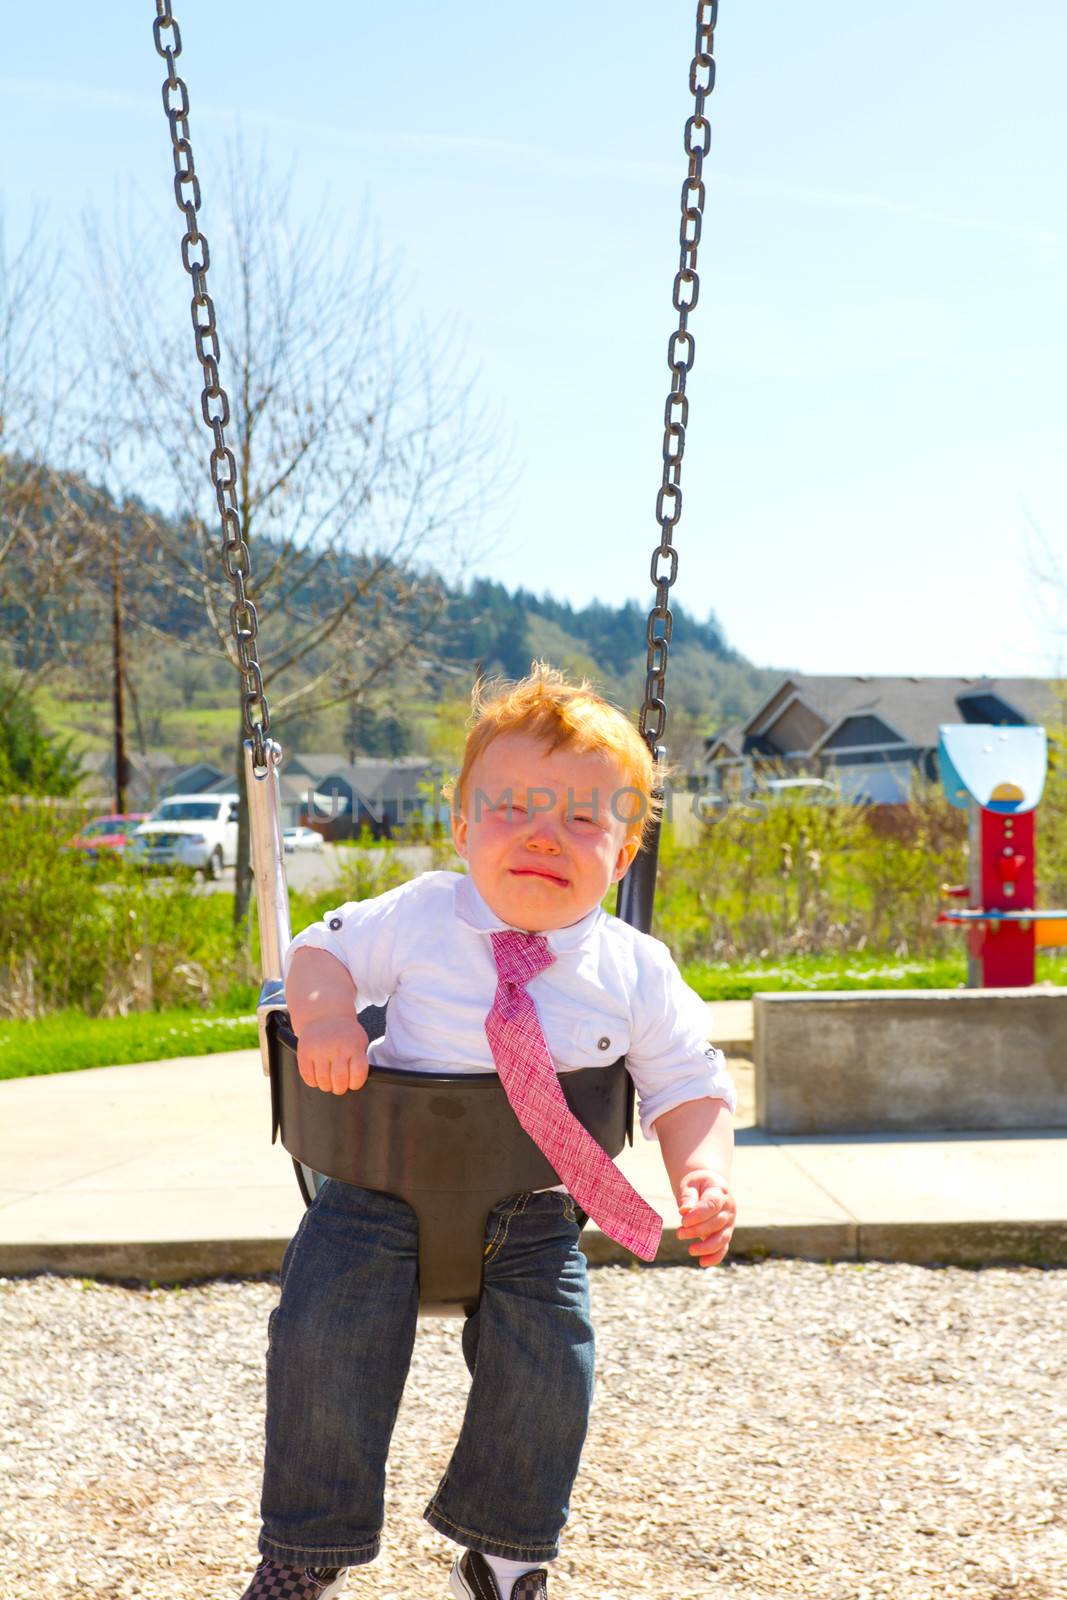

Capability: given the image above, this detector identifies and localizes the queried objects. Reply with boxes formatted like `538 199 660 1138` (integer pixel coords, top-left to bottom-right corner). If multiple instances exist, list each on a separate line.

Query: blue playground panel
938 724 1047 815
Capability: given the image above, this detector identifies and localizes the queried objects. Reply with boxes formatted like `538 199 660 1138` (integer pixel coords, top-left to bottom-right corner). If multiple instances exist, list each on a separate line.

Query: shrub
1 804 460 1022
1040 718 1067 906
0 799 257 1019
652 785 969 963
0 683 81 796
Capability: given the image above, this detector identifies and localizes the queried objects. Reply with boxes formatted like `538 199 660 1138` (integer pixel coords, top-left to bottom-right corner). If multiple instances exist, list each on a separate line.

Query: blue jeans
258 1180 595 1568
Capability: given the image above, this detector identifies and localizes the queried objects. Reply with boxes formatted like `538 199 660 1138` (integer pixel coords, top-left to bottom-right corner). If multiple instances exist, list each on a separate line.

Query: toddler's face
452 732 641 932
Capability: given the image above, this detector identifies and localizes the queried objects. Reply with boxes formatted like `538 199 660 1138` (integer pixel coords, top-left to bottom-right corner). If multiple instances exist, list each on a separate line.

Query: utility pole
111 529 129 814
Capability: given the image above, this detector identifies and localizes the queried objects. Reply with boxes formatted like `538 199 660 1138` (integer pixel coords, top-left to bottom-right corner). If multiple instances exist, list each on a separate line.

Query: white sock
481 1552 547 1594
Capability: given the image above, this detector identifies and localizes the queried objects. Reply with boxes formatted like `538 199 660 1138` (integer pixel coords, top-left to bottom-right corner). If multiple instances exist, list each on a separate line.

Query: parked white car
130 794 240 878
759 778 839 805
695 776 838 824
283 825 325 853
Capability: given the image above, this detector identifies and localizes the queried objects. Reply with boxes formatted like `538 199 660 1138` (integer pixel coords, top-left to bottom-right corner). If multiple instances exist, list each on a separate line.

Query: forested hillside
3 463 778 775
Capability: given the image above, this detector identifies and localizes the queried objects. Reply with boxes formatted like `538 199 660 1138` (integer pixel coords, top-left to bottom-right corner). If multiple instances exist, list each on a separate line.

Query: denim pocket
482 1192 530 1263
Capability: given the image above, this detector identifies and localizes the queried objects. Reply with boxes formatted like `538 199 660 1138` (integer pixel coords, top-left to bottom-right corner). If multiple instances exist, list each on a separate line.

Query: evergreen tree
0 686 81 796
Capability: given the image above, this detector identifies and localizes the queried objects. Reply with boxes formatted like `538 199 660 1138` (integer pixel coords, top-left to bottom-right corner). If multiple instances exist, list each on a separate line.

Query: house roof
173 760 226 778
79 749 177 777
704 722 746 758
164 761 229 793
277 772 313 805
291 756 437 805
711 675 1063 761
282 753 349 779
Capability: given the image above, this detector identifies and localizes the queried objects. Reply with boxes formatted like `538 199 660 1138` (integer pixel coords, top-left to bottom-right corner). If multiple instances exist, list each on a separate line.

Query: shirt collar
454 872 604 954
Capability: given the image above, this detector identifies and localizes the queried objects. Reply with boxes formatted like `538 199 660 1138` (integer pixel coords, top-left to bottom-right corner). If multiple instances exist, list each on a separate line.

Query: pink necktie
485 929 662 1262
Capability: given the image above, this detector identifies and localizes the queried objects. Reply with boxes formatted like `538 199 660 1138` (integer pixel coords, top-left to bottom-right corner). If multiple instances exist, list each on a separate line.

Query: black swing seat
266 1008 634 1316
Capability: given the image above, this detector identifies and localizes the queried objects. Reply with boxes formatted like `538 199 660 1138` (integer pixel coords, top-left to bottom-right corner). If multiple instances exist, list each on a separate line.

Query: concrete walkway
3 1031 1065 1279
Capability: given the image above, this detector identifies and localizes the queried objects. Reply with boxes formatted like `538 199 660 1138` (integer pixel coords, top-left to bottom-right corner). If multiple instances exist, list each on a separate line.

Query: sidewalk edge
4 1217 1065 1283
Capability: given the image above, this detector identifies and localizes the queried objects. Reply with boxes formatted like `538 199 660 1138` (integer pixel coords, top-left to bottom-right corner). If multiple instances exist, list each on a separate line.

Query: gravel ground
2 1261 1065 1600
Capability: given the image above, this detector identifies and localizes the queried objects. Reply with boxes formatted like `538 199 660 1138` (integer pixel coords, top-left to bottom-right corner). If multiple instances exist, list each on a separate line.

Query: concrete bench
754 988 1067 1135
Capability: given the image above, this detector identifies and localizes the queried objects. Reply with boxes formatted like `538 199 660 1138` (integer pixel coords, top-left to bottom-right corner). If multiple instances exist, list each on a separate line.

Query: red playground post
937 724 1067 987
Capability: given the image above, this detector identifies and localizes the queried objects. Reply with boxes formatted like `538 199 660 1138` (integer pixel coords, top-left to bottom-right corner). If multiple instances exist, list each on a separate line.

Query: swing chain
638 0 716 751
151 1 270 770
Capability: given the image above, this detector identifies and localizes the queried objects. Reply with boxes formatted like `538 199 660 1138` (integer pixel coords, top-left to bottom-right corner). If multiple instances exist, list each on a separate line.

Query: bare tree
82 150 496 924
1024 510 1067 676
0 213 105 707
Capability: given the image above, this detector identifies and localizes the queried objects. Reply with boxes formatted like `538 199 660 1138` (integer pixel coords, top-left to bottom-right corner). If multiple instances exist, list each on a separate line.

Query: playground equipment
152 1 717 1312
937 723 1067 987
756 722 1067 1137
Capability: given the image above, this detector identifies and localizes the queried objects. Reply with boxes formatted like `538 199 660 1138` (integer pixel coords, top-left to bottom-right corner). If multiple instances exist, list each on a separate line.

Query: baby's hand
296 1015 370 1096
676 1168 736 1268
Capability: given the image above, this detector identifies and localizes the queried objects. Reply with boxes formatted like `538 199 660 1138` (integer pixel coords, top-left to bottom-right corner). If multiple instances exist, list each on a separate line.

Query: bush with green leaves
0 799 258 1019
1041 723 1067 906
0 683 81 796
1 805 459 1021
652 786 969 964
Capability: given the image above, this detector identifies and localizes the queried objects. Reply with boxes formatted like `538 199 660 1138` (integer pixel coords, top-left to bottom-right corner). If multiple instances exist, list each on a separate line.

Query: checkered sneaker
485 930 662 1262
240 1557 345 1600
450 1550 548 1600
510 1574 549 1600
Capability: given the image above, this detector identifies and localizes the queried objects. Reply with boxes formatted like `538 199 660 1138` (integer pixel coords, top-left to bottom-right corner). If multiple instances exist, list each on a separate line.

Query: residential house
705 675 1062 803
79 748 445 832
79 749 180 811
160 761 228 797
284 753 444 837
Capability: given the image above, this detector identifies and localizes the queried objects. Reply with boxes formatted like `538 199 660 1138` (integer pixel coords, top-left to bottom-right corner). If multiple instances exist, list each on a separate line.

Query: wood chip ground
1 1261 1064 1600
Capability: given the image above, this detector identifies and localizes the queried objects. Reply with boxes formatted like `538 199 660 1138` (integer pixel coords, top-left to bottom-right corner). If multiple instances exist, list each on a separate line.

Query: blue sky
2 2 1066 679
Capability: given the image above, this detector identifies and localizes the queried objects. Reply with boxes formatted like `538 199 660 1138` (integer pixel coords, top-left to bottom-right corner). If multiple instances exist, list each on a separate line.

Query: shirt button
597 1036 611 1051
328 917 342 931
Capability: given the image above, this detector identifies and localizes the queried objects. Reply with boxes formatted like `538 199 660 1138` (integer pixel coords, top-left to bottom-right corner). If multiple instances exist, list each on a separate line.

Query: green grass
0 1007 258 1080
681 950 1067 1000
4 951 1067 1079
36 689 239 769
34 688 112 758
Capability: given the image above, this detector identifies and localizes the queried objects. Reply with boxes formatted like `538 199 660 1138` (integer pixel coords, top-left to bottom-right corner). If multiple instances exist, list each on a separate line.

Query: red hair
452 662 661 842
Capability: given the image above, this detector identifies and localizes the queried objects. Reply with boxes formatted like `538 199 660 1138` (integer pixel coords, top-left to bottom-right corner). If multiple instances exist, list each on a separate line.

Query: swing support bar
245 737 293 1076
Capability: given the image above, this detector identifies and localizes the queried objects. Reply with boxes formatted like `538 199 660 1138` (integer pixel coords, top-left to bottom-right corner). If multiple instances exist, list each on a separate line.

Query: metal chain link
638 0 717 751
152 1 270 770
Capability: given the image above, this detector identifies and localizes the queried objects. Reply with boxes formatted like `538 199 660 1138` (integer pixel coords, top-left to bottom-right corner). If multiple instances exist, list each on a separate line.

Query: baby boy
241 663 737 1600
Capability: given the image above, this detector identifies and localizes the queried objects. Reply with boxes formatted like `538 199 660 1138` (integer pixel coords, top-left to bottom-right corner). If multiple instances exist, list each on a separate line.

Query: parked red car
66 813 148 861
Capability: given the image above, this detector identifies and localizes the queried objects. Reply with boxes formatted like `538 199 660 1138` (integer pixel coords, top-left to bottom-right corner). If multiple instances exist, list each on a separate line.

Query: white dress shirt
282 870 736 1139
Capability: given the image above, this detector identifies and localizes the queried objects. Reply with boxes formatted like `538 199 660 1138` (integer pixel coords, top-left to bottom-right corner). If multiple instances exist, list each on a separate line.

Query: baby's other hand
296 1015 370 1096
676 1168 736 1268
